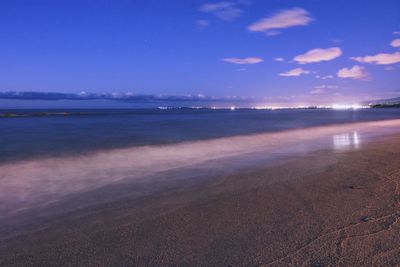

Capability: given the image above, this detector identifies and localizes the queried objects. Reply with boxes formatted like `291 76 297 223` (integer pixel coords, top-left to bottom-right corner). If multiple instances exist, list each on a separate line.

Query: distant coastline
1 91 399 110
370 103 400 108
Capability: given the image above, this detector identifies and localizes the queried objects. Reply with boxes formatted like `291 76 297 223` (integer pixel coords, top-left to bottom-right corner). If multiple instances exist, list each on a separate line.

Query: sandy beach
2 0 400 265
1 132 399 266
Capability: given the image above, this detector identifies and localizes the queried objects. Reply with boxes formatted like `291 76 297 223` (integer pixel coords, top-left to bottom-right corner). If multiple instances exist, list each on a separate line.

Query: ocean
1 108 400 163
1 107 400 234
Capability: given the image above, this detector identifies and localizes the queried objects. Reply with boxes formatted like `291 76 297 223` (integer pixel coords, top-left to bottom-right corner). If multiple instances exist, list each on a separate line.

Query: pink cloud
200 2 242 21
337 65 369 80
248 8 312 35
279 68 310 77
222 57 263 64
294 47 342 64
390 38 400 47
351 51 400 65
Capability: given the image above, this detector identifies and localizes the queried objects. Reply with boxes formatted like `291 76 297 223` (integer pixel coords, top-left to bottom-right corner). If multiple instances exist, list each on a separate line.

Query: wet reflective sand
1 125 400 266
1 119 400 230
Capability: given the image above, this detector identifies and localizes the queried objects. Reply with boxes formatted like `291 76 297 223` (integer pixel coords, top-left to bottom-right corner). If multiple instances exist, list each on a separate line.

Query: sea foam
1 119 400 221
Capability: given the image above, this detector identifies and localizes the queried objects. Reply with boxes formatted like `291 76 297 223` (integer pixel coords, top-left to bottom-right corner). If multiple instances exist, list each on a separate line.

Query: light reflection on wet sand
1 119 400 225
333 132 360 150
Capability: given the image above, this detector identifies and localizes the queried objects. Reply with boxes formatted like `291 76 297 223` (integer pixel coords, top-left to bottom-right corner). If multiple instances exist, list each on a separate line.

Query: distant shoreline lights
156 104 371 111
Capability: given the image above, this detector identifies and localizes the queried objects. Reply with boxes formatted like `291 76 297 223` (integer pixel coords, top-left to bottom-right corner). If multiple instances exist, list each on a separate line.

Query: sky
1 0 400 105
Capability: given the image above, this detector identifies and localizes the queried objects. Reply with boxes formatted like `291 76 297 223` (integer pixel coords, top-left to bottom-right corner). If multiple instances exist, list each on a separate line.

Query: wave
1 119 400 222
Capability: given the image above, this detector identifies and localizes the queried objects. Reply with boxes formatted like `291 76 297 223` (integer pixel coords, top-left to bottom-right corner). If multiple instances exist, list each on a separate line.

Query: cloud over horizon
316 74 334 79
309 85 339 95
294 47 342 64
351 51 400 65
248 8 312 35
337 65 369 80
279 68 310 77
310 88 324 95
222 57 263 64
200 1 242 21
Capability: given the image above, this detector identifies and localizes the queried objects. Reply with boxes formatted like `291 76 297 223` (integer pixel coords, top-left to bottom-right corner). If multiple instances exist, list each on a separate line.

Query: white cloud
315 74 334 79
390 38 400 47
351 51 400 65
310 88 324 95
196 19 210 27
279 68 310 77
314 85 338 89
200 2 242 21
248 8 312 34
309 85 338 95
222 57 263 64
294 47 342 64
393 31 400 35
337 65 369 80
274 57 284 62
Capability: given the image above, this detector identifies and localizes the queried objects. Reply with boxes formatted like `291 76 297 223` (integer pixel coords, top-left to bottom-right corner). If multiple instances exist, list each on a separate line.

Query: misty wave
1 119 400 221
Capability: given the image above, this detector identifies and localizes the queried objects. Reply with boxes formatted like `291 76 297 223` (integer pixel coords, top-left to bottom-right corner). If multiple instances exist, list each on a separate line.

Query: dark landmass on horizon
370 103 400 108
1 91 400 107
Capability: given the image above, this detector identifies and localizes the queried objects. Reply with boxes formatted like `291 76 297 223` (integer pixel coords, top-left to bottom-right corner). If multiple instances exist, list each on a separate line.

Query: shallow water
1 108 400 162
1 117 400 225
1 109 400 235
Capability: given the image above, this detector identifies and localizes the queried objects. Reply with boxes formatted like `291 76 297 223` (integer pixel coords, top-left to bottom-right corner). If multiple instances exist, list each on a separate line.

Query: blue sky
1 0 400 105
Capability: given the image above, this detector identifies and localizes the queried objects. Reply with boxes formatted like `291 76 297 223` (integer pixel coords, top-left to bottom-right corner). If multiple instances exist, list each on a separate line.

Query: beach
2 0 400 265
1 130 400 266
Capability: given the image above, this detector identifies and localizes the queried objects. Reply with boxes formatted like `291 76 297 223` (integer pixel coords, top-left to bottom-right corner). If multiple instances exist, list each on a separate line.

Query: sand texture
1 135 400 266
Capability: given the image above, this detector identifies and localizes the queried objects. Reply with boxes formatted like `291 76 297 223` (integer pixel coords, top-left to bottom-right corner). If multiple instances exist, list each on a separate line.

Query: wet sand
1 134 400 266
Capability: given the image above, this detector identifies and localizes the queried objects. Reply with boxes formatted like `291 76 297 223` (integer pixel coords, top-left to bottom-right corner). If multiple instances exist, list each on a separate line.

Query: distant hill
364 97 400 108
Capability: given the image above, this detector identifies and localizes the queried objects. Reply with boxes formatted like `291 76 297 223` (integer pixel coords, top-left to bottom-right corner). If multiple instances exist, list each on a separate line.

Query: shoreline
1 119 400 230
1 133 400 266
1 109 400 165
